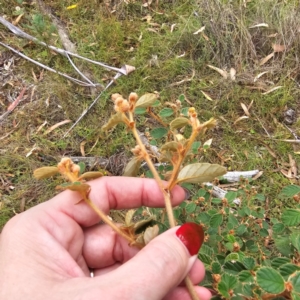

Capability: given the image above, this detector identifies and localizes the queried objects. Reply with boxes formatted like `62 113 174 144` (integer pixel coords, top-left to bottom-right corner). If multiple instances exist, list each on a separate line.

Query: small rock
283 108 296 125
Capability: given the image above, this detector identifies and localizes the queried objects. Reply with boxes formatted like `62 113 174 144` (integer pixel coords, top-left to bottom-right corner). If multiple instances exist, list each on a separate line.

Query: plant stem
84 196 136 245
167 129 199 190
184 277 201 300
131 123 199 300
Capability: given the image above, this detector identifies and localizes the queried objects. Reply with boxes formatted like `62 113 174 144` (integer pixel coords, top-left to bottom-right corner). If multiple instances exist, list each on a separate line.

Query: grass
0 0 300 231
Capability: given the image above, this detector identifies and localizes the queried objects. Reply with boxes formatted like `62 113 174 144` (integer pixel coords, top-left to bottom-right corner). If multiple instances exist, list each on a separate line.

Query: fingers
83 224 139 269
46 177 186 227
88 226 208 300
83 224 205 285
164 286 212 300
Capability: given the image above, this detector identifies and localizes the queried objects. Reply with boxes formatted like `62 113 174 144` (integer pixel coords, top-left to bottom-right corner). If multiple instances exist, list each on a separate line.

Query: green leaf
200 244 214 257
123 157 141 177
177 163 227 184
255 193 265 201
282 209 300 226
225 191 238 203
275 236 293 256
227 214 239 227
209 213 223 227
273 223 285 234
291 292 300 300
199 253 212 265
242 257 256 270
290 271 300 293
236 224 248 236
159 108 174 117
181 107 189 117
78 162 85 175
238 270 254 283
259 228 269 237
178 94 185 102
186 202 197 213
211 261 222 274
271 257 291 269
151 99 161 107
192 141 201 154
245 240 259 252
220 273 238 290
170 117 189 130
279 263 300 280
225 253 240 262
217 281 230 298
135 93 158 108
280 185 300 198
291 233 300 252
134 107 147 115
150 127 168 139
101 112 123 131
256 267 285 294
223 261 246 275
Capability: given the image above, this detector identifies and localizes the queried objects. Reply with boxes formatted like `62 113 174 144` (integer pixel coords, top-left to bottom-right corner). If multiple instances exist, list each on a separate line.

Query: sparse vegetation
1 0 300 299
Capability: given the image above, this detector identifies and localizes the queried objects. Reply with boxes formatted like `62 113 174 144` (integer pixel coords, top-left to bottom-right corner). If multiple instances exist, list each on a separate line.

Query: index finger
46 177 186 227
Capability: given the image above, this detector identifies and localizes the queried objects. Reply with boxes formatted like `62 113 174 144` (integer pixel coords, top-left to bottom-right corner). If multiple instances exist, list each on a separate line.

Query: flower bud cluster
188 107 201 129
131 145 142 156
113 96 130 113
111 93 138 113
57 157 80 180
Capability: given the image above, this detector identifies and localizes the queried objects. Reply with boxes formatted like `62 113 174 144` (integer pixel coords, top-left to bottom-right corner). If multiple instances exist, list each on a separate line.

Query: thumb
101 223 205 300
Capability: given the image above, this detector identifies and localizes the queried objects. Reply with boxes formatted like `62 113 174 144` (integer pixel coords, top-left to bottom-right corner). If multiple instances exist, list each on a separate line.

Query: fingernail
176 222 204 256
182 188 190 200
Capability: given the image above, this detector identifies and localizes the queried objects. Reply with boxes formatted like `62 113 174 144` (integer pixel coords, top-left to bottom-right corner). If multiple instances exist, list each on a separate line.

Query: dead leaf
234 116 249 125
36 121 48 133
241 103 250 116
193 26 205 35
13 13 24 26
254 71 269 82
78 171 103 181
7 87 26 112
253 171 263 180
207 65 228 79
144 225 159 245
203 138 213 148
123 157 142 177
259 52 274 66
249 23 269 28
44 120 71 135
170 117 190 130
262 86 283 95
33 166 59 179
200 90 213 101
80 141 86 157
20 198 25 212
135 93 158 108
272 44 286 53
177 163 226 184
230 68 236 80
170 24 176 32
125 209 136 226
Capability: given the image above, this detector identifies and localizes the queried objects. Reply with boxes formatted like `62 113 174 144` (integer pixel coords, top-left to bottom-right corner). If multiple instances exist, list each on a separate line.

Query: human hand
0 177 211 300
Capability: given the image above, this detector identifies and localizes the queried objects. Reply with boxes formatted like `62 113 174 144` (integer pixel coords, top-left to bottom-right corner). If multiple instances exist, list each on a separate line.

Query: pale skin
0 177 212 300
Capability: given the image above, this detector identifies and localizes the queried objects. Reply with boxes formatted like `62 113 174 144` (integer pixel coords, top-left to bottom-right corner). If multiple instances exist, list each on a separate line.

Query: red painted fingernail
176 222 204 256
